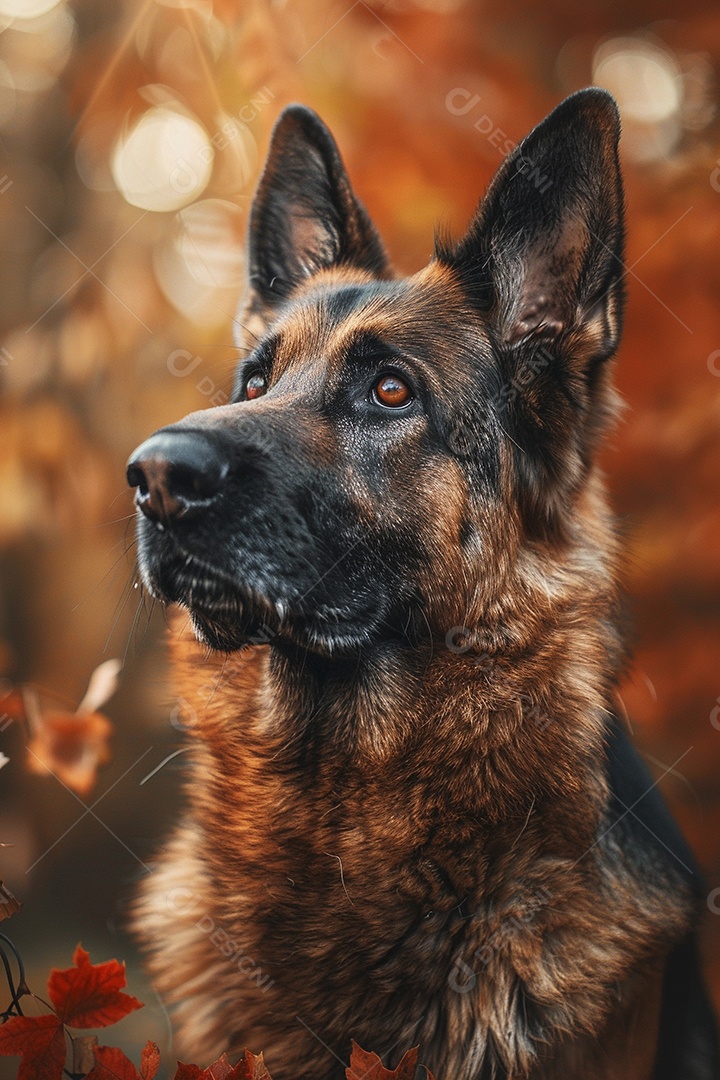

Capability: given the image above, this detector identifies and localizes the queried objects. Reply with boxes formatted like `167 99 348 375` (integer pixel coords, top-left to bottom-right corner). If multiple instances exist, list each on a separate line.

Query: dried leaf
140 1042 162 1080
173 1065 203 1080
174 1050 262 1079
86 1040 160 1080
238 1049 272 1080
26 709 113 796
346 1042 420 1080
72 1034 98 1074
0 879 21 920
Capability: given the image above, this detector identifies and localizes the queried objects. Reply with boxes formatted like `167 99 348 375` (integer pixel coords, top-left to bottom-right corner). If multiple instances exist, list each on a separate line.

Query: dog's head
127 89 624 654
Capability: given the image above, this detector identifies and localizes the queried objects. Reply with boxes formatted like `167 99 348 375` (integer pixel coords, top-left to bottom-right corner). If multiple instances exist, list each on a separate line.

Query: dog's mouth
139 539 384 655
144 546 286 652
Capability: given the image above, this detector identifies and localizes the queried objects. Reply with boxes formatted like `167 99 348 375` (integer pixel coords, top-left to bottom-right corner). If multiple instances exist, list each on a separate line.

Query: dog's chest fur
134 626 693 1080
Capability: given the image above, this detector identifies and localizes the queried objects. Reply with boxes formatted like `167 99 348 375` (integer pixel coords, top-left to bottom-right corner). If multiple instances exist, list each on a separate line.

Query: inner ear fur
436 88 625 363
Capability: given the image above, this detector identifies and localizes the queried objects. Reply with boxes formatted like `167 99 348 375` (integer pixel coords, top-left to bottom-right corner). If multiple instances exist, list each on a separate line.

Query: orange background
0 0 719 1074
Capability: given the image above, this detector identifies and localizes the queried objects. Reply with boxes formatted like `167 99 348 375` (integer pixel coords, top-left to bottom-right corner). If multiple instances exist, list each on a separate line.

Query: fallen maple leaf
174 1049 271 1079
0 944 143 1080
85 1040 160 1080
346 1042 431 1080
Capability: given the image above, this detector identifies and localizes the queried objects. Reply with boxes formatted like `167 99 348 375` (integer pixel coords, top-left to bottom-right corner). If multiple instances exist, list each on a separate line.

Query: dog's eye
245 373 268 400
372 373 413 409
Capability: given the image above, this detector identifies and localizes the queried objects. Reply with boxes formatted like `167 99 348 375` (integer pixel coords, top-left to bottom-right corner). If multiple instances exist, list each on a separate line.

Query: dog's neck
268 613 612 820
174 555 618 863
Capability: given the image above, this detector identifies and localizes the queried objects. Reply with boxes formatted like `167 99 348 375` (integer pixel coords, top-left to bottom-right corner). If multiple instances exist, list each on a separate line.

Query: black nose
126 430 229 524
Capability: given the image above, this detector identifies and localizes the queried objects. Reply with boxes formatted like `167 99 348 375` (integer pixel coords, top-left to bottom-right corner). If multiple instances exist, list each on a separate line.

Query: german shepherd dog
127 89 719 1079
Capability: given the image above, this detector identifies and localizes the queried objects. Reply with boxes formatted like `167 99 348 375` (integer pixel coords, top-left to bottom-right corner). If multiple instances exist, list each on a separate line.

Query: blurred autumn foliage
0 0 720 1075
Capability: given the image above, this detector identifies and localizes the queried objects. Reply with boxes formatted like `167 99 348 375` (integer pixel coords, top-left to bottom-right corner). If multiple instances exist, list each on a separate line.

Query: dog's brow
343 330 400 361
239 337 277 376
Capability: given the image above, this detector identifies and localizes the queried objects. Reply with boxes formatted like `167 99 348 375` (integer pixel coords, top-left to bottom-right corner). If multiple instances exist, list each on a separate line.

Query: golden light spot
0 0 63 17
111 105 214 212
593 38 682 162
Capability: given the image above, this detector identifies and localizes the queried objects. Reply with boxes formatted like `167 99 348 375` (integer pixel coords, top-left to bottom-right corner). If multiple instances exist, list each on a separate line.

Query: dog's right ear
237 105 388 344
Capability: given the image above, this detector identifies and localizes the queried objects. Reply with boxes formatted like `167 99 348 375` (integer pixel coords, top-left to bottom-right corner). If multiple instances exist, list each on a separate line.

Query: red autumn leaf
346 1042 422 1080
174 1050 268 1079
140 1043 162 1080
0 1013 66 1080
48 944 143 1028
85 1040 160 1080
238 1049 272 1080
24 660 120 796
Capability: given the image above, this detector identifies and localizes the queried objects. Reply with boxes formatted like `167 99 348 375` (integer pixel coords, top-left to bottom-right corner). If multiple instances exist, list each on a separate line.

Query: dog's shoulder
602 721 720 1078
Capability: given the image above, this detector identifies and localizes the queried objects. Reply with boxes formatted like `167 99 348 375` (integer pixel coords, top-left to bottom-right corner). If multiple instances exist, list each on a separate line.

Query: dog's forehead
269 261 489 381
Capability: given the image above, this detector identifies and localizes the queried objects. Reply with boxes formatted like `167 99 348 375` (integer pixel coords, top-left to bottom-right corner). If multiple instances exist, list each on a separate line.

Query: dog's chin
185 607 263 652
139 557 280 652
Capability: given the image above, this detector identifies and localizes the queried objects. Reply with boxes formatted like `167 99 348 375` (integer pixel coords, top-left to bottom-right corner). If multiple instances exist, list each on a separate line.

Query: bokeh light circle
154 198 245 326
593 37 683 162
593 38 681 123
111 106 214 212
0 0 63 17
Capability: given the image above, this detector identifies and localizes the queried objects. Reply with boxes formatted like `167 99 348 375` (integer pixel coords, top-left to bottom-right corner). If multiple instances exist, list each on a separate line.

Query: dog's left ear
438 88 624 363
238 105 388 342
